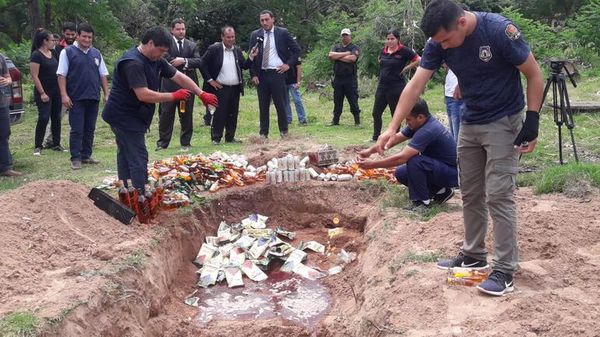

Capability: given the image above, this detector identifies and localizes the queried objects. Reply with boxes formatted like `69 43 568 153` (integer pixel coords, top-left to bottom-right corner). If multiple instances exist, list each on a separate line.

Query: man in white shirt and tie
156 18 203 152
200 26 256 145
248 10 301 139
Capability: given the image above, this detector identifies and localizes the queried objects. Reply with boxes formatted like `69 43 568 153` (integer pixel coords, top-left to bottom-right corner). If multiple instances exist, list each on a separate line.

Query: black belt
261 68 279 72
220 84 240 88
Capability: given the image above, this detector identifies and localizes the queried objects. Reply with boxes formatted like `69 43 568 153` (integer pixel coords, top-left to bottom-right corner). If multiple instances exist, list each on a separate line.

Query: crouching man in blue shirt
102 27 218 196
357 98 458 208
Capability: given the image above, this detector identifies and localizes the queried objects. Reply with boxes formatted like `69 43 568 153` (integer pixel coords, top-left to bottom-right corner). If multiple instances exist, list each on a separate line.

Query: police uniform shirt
401 117 457 167
420 12 531 124
331 43 360 76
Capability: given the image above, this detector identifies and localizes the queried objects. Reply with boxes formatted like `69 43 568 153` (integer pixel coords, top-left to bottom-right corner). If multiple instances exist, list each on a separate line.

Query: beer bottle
179 100 186 113
117 180 130 207
127 179 139 214
137 191 151 224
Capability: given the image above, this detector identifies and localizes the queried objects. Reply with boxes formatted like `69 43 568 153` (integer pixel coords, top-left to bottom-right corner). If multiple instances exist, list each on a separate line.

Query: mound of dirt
0 180 152 319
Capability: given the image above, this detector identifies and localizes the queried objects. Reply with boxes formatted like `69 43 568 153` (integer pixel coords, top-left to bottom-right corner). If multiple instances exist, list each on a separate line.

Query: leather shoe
71 160 82 170
225 138 242 144
211 140 221 145
155 146 167 151
0 169 22 177
82 158 100 164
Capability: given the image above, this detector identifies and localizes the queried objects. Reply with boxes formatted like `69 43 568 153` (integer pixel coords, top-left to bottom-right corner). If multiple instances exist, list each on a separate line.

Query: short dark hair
32 28 51 52
77 23 94 35
409 98 431 118
62 22 76 32
171 18 185 28
141 27 172 48
420 0 465 38
387 29 401 40
260 10 274 18
221 25 235 35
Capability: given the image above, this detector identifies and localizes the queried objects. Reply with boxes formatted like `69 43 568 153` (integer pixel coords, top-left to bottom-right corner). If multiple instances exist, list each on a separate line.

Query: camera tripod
540 60 579 164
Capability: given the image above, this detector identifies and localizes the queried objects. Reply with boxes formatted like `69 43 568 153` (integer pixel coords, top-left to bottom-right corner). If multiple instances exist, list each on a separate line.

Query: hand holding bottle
199 92 218 108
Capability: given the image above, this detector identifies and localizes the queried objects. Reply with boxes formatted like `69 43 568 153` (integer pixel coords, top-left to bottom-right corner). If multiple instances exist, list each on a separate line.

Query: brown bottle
118 180 130 207
137 193 151 224
155 183 164 209
179 100 186 113
145 187 158 219
127 179 139 214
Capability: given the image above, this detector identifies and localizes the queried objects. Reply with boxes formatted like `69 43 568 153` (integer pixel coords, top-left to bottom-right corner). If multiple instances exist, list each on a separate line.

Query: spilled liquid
193 264 331 328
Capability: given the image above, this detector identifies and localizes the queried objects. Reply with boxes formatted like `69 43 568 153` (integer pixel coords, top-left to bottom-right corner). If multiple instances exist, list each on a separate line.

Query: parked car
5 57 24 125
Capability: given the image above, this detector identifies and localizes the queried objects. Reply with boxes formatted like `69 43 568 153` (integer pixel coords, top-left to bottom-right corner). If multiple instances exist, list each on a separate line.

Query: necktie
262 31 270 69
177 40 183 53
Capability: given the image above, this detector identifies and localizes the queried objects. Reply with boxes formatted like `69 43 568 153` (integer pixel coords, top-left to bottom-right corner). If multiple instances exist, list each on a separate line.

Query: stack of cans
266 154 311 184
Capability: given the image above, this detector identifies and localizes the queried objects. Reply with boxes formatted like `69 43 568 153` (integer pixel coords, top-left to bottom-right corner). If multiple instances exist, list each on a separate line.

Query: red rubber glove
199 92 218 107
171 89 190 101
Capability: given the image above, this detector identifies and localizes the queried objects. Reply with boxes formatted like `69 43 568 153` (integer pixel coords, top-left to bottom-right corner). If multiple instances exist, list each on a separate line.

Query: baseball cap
340 28 351 36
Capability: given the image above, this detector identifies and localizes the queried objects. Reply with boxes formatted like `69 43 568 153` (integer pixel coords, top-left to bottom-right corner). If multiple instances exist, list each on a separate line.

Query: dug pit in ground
1 179 599 337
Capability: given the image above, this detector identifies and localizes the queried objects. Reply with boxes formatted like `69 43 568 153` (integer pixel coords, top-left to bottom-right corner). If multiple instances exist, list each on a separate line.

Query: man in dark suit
249 10 301 139
200 26 256 145
156 18 202 152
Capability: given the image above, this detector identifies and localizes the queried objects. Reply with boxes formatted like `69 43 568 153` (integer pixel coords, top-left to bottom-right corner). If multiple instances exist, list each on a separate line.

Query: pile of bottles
323 162 396 182
117 179 165 224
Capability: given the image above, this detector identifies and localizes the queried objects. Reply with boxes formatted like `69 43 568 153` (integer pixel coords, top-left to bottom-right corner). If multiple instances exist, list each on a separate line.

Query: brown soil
1 177 599 337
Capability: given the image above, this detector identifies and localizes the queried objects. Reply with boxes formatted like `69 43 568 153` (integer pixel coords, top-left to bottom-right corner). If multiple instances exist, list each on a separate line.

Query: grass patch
114 250 146 272
0 312 39 337
47 301 87 326
388 249 442 275
533 163 600 196
358 179 409 209
405 269 419 278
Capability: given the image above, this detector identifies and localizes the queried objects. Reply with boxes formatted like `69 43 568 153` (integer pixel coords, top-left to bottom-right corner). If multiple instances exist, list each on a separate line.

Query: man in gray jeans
374 0 543 296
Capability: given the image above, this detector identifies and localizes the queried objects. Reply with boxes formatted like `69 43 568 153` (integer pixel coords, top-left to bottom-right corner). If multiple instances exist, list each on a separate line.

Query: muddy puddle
193 267 330 328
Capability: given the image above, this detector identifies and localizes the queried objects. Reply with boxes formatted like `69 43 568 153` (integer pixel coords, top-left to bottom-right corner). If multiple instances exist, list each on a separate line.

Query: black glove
513 110 539 146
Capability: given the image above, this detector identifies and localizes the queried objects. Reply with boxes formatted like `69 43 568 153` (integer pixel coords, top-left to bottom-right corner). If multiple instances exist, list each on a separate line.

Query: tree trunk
28 0 41 37
44 0 52 29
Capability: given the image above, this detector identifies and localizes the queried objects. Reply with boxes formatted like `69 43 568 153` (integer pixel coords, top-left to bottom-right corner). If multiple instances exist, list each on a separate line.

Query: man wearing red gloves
102 27 217 195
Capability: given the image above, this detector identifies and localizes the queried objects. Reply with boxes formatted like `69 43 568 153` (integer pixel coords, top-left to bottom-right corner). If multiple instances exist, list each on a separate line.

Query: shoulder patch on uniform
505 24 521 41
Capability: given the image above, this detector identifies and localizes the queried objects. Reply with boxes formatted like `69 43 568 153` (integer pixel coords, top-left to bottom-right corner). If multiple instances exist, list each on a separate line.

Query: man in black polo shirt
328 28 361 127
102 27 217 195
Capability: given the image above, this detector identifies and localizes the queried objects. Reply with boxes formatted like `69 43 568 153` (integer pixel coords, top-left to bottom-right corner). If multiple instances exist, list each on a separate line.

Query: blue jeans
111 126 148 192
284 84 307 124
69 99 99 161
0 106 13 172
445 96 463 141
395 155 458 202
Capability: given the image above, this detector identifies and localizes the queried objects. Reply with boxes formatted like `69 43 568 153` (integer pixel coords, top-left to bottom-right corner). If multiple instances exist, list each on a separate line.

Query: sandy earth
1 145 599 336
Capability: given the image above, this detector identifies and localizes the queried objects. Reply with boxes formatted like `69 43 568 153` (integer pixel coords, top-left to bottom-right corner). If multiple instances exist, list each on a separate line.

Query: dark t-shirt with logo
331 43 360 77
401 117 457 167
378 45 419 89
420 12 530 124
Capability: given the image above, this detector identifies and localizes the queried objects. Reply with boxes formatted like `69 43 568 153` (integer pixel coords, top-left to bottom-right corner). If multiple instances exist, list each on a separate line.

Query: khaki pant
458 113 522 274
